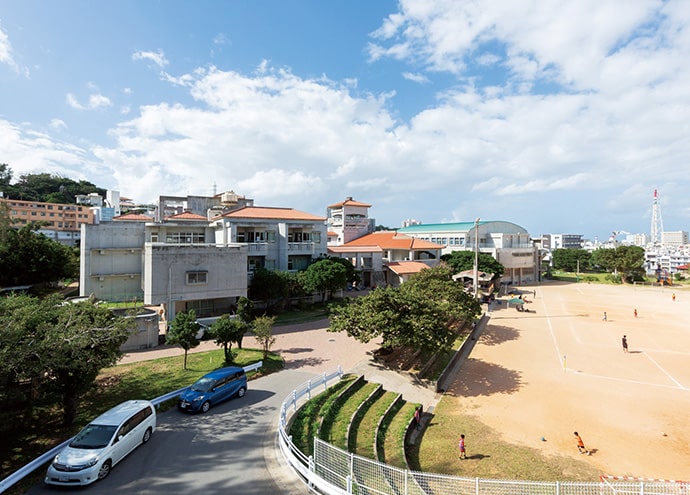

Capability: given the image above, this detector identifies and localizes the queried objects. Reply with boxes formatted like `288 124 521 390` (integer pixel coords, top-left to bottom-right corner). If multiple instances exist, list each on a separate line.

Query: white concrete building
80 202 328 320
397 221 540 285
326 197 375 245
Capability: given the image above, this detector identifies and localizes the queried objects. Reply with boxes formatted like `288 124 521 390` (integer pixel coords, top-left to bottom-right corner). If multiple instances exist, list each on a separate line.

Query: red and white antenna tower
650 189 664 244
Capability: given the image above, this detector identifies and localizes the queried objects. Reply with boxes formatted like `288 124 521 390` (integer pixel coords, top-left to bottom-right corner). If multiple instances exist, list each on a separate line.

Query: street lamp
473 217 480 299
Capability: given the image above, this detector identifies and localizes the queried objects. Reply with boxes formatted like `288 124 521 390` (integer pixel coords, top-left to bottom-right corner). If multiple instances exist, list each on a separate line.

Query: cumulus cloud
132 49 169 68
49 118 67 131
0 119 101 179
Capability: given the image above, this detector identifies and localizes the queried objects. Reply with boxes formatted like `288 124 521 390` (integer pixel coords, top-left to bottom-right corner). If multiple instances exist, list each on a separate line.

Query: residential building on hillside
326 197 375 245
1 197 96 245
398 221 540 285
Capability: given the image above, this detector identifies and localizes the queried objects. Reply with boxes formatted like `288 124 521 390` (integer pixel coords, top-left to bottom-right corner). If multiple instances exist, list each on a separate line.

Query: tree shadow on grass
445 358 523 398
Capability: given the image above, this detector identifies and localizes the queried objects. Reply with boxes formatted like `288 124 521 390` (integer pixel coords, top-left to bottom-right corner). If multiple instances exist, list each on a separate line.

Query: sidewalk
119 317 442 412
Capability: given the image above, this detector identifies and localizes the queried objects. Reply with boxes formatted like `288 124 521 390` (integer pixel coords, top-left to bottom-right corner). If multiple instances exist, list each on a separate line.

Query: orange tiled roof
327 198 372 208
386 261 429 275
218 206 326 221
344 231 443 250
328 245 383 254
165 211 207 221
113 213 154 222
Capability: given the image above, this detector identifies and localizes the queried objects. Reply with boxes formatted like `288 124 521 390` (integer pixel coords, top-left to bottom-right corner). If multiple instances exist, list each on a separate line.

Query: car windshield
69 424 117 449
190 377 215 392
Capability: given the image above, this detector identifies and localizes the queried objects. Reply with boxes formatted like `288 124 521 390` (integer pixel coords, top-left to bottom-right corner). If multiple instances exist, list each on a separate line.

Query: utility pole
474 218 480 298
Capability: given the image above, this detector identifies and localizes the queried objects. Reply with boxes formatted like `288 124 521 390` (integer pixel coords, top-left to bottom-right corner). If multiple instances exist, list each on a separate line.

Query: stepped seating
288 373 423 492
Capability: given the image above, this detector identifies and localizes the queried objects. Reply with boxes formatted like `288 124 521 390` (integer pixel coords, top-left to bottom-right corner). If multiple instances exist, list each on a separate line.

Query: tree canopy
299 258 348 302
440 251 505 277
0 223 79 286
0 295 132 424
209 315 248 364
551 248 591 272
252 315 276 360
0 167 105 203
590 246 645 282
329 265 481 353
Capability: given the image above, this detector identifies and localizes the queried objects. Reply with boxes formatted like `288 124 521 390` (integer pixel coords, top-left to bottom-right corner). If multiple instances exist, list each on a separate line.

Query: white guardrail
0 361 263 494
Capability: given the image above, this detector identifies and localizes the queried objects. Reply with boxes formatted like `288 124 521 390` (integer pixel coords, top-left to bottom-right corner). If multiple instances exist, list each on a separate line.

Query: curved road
30 369 314 495
29 318 382 495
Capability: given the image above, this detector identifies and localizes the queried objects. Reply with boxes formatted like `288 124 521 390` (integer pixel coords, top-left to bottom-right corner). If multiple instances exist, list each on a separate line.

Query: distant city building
661 230 689 247
541 233 583 250
1 197 96 245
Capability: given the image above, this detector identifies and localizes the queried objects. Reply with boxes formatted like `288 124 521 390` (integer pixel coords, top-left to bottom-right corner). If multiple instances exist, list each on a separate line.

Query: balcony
288 242 315 253
246 242 268 254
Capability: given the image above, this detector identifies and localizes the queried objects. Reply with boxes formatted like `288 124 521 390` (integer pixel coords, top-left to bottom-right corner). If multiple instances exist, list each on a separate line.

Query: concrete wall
143 243 248 320
80 223 146 301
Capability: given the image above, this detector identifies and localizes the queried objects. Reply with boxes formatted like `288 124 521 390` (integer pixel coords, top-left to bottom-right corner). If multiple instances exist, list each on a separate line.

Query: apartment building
1 197 96 245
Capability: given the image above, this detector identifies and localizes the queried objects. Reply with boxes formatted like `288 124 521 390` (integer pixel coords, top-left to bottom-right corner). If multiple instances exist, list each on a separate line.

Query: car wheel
142 427 152 444
97 460 112 480
201 401 211 413
237 386 246 398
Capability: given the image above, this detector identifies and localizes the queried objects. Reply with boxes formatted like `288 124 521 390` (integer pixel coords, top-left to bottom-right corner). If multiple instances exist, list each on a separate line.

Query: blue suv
178 366 247 413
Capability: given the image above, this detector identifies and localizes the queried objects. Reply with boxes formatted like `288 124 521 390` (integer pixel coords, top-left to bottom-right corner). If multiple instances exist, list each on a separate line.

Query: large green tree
0 224 78 286
0 295 132 425
45 301 133 424
440 250 505 277
329 266 481 353
166 309 201 369
590 246 645 282
552 248 591 272
299 258 348 302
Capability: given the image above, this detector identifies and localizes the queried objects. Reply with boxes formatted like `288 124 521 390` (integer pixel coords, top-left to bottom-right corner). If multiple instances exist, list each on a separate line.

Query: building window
186 271 208 285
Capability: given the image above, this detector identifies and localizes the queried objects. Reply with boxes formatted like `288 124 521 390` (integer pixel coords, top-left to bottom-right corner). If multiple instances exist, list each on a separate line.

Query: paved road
29 370 316 495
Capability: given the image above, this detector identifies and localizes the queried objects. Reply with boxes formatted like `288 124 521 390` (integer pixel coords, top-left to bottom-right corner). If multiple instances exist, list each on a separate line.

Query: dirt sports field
447 281 690 480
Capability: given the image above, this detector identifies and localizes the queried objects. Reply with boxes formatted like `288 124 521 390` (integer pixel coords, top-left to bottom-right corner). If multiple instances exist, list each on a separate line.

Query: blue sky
1 0 689 242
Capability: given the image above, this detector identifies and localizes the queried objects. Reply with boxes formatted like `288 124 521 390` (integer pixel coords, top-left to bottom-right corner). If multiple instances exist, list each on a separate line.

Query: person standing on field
622 335 628 353
459 434 467 459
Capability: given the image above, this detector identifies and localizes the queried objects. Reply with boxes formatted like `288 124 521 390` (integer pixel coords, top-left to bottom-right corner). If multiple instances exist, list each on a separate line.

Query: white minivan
45 400 156 486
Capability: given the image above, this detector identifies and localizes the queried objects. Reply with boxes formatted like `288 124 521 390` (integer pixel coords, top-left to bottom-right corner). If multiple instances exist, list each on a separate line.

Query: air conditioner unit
98 276 105 281
99 250 105 255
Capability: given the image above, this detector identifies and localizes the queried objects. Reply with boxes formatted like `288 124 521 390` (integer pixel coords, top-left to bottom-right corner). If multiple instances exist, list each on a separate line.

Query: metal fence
277 369 689 495
0 361 263 494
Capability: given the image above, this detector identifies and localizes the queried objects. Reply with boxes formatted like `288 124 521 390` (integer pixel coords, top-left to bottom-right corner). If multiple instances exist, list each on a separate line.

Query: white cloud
66 92 112 110
49 118 67 131
213 33 230 45
402 72 430 84
132 49 169 68
0 24 29 76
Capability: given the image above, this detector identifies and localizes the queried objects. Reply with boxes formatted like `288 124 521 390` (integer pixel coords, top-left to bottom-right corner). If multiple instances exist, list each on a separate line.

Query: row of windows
236 231 322 243
419 236 466 245
5 202 82 211
10 210 88 219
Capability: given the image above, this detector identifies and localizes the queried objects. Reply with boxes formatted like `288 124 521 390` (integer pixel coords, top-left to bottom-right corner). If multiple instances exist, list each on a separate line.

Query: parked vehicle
178 366 247 413
45 400 156 486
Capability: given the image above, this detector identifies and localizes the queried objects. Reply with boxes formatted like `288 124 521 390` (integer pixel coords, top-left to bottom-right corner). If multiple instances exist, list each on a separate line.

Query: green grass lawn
418 395 600 481
322 382 379 450
353 391 397 459
272 304 330 326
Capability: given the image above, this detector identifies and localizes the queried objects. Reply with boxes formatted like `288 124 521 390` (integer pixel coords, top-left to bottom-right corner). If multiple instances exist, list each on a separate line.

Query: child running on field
574 431 591 455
